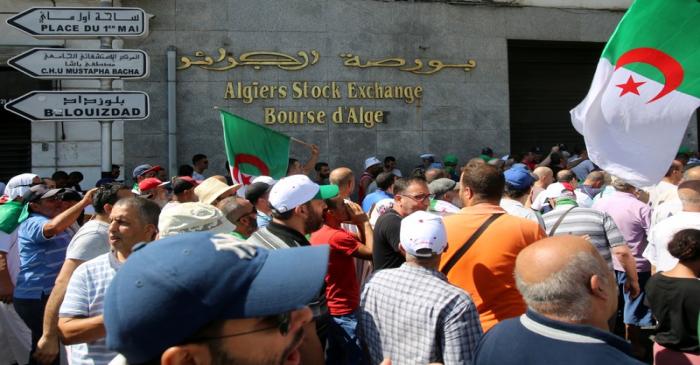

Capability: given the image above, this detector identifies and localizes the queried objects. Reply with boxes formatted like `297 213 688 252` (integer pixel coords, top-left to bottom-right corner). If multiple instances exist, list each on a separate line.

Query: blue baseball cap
504 167 537 190
103 232 329 364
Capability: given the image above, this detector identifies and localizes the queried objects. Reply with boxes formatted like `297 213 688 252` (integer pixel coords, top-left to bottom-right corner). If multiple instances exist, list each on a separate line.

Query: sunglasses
189 312 291 342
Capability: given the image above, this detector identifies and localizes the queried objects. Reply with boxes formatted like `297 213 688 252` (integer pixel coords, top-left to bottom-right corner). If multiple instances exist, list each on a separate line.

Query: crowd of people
0 144 699 365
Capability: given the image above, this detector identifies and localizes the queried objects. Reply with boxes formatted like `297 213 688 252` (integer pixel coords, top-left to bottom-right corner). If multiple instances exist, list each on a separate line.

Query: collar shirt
593 192 652 272
474 310 645 365
359 263 482 365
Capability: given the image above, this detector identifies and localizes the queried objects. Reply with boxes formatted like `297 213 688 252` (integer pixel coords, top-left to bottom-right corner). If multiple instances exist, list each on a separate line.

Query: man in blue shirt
13 185 94 365
474 235 645 365
361 172 396 213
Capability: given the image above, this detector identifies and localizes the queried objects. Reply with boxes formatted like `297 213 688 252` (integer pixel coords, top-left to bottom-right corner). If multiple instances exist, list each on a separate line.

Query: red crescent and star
232 153 270 185
614 47 684 103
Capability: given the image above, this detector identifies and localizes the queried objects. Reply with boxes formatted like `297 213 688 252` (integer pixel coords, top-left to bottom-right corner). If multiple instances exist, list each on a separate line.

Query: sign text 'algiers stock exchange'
178 47 478 129
224 81 423 129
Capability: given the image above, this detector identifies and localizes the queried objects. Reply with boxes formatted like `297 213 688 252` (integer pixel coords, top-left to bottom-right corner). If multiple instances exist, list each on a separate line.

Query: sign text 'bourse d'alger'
178 47 478 129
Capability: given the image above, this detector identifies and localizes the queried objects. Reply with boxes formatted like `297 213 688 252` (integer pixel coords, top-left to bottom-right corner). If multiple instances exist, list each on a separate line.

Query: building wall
120 0 627 178
1 0 696 184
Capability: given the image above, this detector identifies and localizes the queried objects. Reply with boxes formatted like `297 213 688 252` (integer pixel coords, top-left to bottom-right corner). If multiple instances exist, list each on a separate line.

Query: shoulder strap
547 206 576 236
441 213 504 276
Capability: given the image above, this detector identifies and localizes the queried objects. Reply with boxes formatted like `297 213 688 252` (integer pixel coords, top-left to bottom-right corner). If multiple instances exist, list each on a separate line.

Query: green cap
314 184 339 200
443 154 458 165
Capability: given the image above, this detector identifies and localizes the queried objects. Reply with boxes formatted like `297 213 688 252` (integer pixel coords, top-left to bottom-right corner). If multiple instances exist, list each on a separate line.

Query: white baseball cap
364 157 381 170
252 175 277 186
268 175 339 214
158 202 236 238
400 211 447 258
543 182 568 199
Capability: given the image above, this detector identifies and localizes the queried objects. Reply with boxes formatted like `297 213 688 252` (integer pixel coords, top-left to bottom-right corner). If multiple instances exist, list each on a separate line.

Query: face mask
452 197 463 208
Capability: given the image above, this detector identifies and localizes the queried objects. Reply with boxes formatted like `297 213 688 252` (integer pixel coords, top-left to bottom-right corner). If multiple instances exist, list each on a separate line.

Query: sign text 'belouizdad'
4 91 150 122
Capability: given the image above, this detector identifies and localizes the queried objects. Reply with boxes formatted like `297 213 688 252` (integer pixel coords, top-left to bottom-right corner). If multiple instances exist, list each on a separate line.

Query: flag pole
290 137 313 148
214 105 314 148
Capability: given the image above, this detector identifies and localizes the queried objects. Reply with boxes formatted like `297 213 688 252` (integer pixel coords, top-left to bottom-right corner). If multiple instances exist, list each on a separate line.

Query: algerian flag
220 110 290 185
571 0 700 187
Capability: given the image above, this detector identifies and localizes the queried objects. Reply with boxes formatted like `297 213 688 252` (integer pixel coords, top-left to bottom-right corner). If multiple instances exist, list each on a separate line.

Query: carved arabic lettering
177 48 320 71
339 53 476 75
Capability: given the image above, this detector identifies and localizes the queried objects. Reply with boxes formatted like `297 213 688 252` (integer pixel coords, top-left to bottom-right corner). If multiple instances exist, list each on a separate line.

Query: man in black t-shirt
373 177 430 270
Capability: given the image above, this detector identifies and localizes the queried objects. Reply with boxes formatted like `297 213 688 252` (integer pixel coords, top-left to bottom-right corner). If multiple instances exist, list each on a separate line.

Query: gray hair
515 251 609 322
114 197 160 227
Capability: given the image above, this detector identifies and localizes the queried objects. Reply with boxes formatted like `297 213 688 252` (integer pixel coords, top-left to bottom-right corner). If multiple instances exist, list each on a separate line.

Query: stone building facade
1 0 696 185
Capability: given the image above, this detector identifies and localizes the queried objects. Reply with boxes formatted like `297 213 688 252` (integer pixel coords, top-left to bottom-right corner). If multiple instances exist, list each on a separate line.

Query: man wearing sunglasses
14 185 96 365
372 177 431 271
103 232 329 365
217 197 258 241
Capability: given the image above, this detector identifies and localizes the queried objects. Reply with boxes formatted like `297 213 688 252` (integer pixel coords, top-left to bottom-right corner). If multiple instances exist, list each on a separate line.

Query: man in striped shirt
58 198 159 365
542 189 640 299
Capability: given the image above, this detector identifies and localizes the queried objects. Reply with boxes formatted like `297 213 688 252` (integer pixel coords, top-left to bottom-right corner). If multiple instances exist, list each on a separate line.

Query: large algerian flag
220 110 290 185
571 0 700 187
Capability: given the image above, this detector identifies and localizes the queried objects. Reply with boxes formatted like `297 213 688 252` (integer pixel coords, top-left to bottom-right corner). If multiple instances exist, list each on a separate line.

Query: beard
304 210 324 233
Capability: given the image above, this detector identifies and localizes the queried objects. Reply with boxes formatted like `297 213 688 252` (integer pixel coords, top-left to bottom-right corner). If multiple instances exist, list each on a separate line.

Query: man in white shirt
646 159 683 210
651 166 700 227
191 154 208 182
644 180 700 273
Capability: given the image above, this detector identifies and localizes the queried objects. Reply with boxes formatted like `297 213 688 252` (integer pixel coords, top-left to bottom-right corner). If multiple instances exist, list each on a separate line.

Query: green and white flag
220 110 290 185
571 0 700 187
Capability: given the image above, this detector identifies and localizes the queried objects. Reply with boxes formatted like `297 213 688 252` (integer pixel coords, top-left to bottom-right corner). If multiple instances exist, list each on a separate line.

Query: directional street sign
4 91 150 122
8 48 149 79
6 7 148 38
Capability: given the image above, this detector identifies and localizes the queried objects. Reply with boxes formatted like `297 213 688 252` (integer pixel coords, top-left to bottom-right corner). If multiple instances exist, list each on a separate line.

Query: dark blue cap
103 232 329 363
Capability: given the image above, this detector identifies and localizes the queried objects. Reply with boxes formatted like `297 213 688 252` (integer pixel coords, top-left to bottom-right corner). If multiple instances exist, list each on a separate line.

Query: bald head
424 168 445 183
683 166 700 182
678 180 700 211
516 236 600 284
330 167 354 199
515 236 613 324
533 167 553 187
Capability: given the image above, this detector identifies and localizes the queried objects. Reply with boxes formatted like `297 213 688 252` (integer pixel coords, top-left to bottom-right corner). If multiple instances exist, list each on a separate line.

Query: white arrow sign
7 7 148 38
4 91 150 121
8 48 149 79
